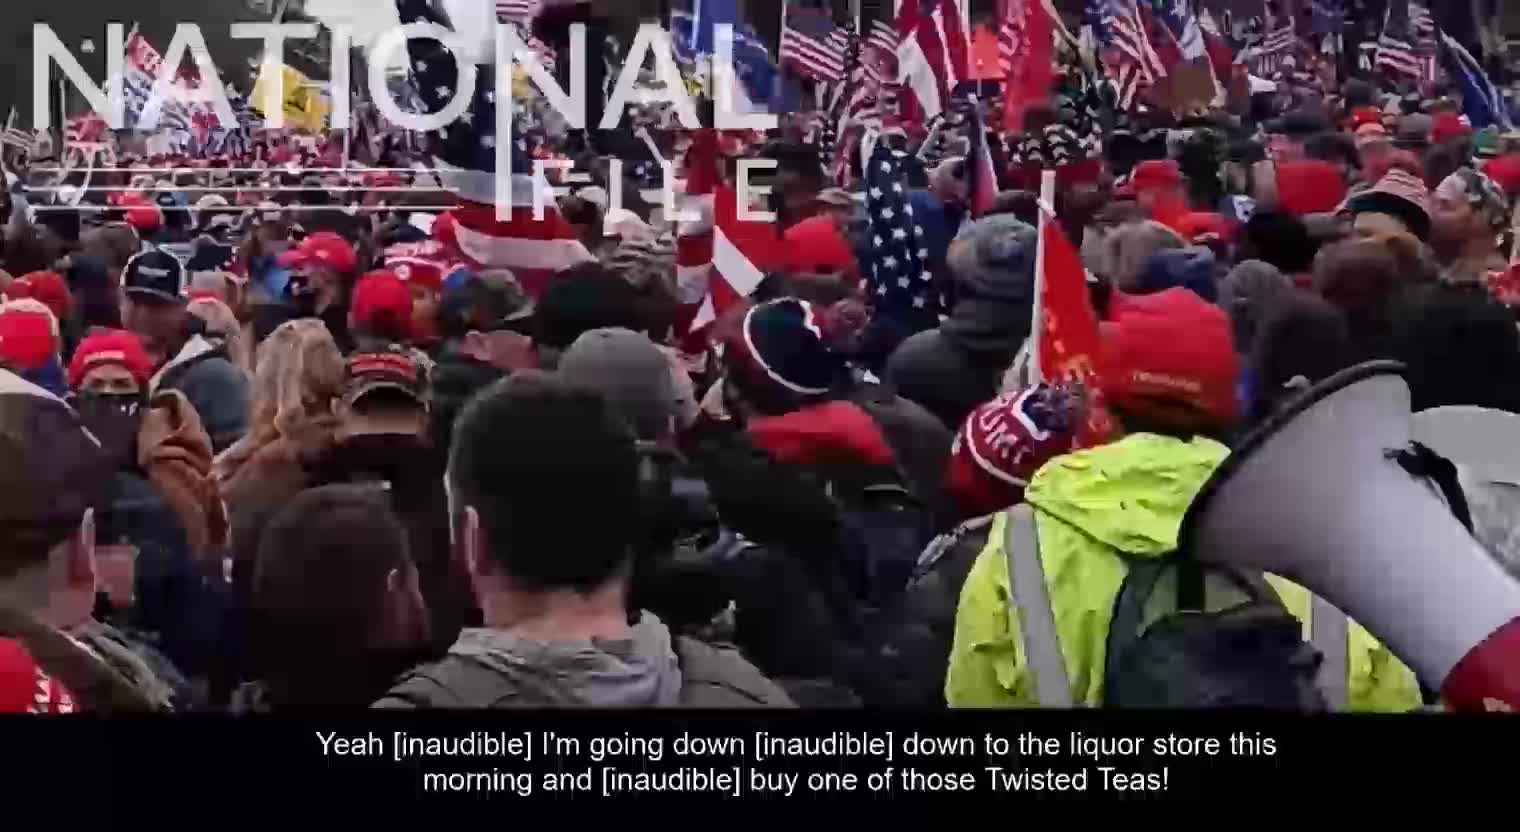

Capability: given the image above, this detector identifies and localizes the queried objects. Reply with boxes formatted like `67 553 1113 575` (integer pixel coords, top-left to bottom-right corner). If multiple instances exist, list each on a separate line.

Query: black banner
5 711 1515 801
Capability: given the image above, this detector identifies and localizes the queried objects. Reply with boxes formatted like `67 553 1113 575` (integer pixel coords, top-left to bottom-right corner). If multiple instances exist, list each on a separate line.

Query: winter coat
151 333 250 454
100 471 226 677
886 322 1023 433
373 614 793 708
138 390 226 562
945 434 1421 712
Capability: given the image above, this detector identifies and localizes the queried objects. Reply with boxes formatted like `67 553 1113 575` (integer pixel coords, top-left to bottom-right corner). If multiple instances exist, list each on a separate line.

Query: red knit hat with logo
67 329 153 390
944 383 1088 521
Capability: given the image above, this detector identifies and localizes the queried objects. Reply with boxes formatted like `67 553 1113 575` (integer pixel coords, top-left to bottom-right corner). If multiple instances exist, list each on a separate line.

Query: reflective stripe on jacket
944 433 1420 712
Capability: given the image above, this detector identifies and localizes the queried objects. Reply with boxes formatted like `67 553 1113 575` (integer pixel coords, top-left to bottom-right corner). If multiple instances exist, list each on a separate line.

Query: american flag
865 140 938 330
397 0 593 297
1253 4 1297 76
781 3 851 83
1375 3 1424 81
495 0 542 26
862 20 899 86
1089 0 1167 110
674 130 788 333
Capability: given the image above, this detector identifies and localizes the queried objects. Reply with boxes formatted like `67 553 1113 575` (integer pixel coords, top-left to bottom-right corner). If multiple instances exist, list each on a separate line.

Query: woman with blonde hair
214 319 346 594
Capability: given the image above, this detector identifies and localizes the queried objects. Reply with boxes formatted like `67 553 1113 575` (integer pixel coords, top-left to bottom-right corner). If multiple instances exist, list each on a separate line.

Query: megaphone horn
1180 362 1520 711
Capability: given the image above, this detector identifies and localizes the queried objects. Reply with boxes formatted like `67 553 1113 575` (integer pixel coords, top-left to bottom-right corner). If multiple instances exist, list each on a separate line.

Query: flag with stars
864 141 940 330
396 0 593 297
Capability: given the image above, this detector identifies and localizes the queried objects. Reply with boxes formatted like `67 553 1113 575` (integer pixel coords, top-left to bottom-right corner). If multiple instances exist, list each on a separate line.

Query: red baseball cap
1430 112 1472 146
67 329 153 390
351 271 414 339
7 272 73 323
277 231 359 274
1101 288 1239 432
384 241 460 293
1117 160 1184 197
0 303 60 372
1173 212 1236 246
125 204 162 233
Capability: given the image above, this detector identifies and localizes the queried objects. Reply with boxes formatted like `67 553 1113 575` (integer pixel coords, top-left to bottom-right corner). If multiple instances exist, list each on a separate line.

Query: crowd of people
4 57 1520 713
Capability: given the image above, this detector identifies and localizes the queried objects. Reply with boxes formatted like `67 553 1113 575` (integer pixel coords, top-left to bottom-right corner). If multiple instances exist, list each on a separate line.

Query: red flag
1035 207 1118 443
999 0 1054 132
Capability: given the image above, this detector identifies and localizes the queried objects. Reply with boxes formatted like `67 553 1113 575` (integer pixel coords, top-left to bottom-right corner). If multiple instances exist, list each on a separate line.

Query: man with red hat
1119 160 1190 230
277 231 361 352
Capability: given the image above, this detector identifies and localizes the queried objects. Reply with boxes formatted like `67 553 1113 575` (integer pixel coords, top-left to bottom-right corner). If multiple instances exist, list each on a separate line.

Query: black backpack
1003 504 1330 710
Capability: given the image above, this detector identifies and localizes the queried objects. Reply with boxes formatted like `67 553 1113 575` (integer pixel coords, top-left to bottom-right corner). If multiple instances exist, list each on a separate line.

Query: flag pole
1030 167 1056 385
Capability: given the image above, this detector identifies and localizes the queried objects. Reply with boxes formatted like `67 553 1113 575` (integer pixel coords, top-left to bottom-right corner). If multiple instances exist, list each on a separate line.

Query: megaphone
1181 362 1520 711
1413 406 1520 485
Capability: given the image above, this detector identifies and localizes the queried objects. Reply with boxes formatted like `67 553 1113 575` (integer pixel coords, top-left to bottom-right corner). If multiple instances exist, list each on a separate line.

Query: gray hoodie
374 613 792 709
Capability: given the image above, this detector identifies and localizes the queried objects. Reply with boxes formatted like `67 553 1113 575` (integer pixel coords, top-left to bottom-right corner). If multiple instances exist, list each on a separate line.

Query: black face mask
70 392 145 471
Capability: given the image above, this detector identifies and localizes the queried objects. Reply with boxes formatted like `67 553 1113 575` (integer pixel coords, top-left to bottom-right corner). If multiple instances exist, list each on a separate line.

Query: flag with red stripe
781 2 851 83
895 0 970 120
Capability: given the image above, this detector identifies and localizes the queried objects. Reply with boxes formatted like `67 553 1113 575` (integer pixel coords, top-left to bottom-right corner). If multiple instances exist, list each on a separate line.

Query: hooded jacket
373 614 793 708
151 332 250 453
138 390 226 562
885 293 1033 432
945 433 1420 712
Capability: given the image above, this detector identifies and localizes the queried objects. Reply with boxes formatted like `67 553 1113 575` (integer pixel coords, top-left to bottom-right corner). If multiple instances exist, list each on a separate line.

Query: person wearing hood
122 248 249 453
376 371 792 708
886 215 1039 432
236 485 436 711
1429 167 1510 287
945 288 1419 712
65 329 224 685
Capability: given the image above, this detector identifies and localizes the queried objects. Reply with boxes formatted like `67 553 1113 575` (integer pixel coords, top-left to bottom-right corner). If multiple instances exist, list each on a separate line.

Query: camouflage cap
0 371 109 574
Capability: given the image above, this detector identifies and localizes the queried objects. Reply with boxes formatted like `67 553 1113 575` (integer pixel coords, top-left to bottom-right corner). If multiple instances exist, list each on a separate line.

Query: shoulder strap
1309 595 1349 711
1004 505 1073 707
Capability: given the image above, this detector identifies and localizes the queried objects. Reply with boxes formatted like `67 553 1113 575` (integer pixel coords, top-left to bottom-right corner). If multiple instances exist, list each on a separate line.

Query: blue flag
1439 31 1512 130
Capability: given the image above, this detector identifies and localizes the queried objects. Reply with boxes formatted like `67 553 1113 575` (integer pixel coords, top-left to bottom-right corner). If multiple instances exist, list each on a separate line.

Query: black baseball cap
122 248 187 304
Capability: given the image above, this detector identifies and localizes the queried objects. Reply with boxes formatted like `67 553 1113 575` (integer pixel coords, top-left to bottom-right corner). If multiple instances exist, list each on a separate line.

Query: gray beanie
946 214 1038 302
1218 260 1290 353
557 328 677 440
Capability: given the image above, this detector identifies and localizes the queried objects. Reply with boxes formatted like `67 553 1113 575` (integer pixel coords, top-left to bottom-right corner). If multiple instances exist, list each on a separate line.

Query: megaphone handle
1441 617 1520 712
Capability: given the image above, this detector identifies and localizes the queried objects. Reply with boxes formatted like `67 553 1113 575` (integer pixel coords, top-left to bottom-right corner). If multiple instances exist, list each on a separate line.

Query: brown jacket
138 390 227 562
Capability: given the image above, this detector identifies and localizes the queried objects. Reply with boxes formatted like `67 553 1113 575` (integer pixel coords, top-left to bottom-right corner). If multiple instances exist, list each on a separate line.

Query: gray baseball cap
556 328 677 441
